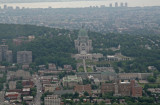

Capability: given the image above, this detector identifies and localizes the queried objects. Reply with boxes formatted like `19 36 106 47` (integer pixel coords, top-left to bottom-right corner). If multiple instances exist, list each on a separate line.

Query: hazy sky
1 0 160 8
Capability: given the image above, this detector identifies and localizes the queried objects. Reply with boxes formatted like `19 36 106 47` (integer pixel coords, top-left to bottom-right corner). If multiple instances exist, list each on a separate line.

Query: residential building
5 92 21 102
44 95 61 105
22 80 34 88
64 65 72 70
17 51 32 64
74 84 92 95
48 63 57 70
22 88 30 95
22 64 29 69
0 45 12 62
9 81 16 90
8 70 31 80
43 84 58 92
23 96 33 101
118 73 153 80
101 80 142 97
101 83 115 93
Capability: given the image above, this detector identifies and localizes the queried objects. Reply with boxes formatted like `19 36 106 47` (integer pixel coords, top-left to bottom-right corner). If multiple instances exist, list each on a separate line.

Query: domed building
74 28 103 60
74 28 93 54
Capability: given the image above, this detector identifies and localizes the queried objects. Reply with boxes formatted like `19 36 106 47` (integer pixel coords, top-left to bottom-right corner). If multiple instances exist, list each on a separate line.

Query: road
33 75 42 105
83 59 87 73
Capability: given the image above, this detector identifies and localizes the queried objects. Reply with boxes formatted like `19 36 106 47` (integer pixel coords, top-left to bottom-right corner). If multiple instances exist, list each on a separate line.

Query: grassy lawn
86 60 111 66
77 59 83 63
78 66 84 72
87 67 93 72
138 83 145 88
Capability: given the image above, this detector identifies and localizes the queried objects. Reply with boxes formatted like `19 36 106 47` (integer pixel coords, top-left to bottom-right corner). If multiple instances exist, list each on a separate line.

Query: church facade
74 28 93 54
73 28 103 60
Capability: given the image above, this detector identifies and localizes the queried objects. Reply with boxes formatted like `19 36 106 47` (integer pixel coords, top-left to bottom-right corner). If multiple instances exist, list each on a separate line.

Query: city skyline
0 0 160 9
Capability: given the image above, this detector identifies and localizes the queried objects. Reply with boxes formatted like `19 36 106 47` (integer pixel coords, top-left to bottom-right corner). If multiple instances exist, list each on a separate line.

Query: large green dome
78 28 88 37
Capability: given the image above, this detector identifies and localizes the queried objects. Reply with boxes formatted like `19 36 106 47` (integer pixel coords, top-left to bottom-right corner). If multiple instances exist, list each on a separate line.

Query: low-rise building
22 64 29 69
22 80 34 88
64 65 72 71
5 92 21 103
105 99 111 105
22 88 30 95
43 84 59 93
48 63 57 70
23 96 33 101
0 66 6 72
8 70 31 80
9 81 16 90
62 75 82 88
118 73 153 80
147 88 160 94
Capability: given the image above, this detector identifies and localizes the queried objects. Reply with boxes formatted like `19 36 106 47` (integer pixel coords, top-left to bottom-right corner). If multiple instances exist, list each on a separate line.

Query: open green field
78 66 84 72
87 67 93 72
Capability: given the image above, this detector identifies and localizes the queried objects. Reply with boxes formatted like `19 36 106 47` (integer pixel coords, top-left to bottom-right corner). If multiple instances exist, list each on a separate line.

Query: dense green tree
84 91 89 96
30 87 37 97
147 76 156 83
16 81 23 89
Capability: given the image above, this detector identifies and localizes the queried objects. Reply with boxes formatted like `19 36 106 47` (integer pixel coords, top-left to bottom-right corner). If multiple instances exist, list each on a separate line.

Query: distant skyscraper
16 6 20 10
109 3 112 7
115 2 118 7
3 5 7 9
120 3 124 7
125 2 128 7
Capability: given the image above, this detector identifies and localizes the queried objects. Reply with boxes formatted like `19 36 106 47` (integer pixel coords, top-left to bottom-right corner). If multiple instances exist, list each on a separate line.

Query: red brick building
118 83 131 96
22 80 34 88
74 84 92 95
101 83 115 93
131 80 142 97
101 80 142 97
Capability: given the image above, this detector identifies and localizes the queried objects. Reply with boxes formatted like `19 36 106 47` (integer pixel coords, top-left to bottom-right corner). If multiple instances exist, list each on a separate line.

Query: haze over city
0 0 160 105
0 0 160 8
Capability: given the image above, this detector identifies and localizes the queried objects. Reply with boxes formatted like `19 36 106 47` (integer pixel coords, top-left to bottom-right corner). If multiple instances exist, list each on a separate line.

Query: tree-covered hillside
0 23 160 72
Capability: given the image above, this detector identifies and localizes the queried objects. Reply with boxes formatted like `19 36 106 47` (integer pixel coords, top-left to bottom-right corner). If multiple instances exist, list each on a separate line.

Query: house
48 63 57 70
22 88 30 95
23 96 33 101
22 80 34 88
22 64 29 69
105 99 111 105
64 65 72 71
5 92 21 102
119 99 126 104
